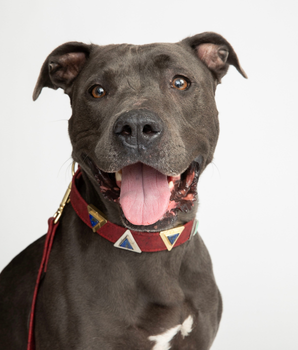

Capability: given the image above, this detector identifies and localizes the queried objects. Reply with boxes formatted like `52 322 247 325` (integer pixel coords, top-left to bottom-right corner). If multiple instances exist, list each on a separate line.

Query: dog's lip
83 151 202 177
84 155 120 200
114 155 202 178
83 154 202 190
83 154 202 192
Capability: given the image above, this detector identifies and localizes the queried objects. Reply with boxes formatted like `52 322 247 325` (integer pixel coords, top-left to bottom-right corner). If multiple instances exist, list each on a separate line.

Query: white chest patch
148 315 194 350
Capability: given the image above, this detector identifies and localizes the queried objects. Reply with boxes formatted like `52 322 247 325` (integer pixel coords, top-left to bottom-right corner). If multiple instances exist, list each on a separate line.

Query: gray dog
0 32 246 349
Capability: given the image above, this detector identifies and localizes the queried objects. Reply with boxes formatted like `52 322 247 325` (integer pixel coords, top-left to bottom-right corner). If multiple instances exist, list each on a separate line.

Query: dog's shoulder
0 234 45 284
0 235 45 347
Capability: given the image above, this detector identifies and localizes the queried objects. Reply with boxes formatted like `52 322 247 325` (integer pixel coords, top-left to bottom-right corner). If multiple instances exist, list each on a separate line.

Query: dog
0 32 246 349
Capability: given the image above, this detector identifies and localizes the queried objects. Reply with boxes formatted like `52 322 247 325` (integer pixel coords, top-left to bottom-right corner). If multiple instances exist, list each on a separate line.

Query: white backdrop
1 1 297 349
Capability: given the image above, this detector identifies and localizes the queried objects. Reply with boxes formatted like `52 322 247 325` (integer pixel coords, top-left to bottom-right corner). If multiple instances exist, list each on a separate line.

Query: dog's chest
34 230 201 349
32 211 219 349
35 275 197 349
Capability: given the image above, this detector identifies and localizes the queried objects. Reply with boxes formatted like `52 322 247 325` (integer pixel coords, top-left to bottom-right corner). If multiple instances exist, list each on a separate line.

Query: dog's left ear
33 42 91 101
182 32 247 83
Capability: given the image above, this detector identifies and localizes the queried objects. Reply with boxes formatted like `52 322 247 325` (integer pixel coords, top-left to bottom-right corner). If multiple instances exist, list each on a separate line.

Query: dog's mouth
84 156 201 228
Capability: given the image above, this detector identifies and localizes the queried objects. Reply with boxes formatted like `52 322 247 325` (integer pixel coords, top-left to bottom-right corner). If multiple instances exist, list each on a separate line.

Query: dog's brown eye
90 85 106 98
172 76 190 91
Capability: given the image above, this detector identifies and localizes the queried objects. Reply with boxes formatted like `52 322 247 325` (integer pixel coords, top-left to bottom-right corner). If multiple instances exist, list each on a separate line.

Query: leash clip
53 162 76 224
53 182 72 224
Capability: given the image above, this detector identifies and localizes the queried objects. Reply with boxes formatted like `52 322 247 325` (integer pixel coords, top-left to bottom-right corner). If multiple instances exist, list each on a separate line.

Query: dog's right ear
33 42 91 101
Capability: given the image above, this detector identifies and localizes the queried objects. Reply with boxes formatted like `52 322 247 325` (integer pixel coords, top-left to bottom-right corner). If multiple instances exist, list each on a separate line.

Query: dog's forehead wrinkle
90 42 192 80
126 77 139 92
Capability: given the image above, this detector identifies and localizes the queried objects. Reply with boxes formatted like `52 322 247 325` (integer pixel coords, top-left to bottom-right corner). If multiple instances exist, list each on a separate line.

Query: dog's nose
114 110 163 148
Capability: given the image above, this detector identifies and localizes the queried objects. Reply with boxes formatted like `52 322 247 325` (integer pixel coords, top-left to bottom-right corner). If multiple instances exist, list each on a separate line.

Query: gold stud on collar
159 226 185 251
87 204 107 232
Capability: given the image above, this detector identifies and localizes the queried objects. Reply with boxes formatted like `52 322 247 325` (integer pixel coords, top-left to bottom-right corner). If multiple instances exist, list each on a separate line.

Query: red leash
27 167 72 350
27 218 59 350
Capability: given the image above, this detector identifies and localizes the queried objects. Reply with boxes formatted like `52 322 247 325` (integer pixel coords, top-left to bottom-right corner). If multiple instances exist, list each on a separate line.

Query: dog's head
34 32 246 232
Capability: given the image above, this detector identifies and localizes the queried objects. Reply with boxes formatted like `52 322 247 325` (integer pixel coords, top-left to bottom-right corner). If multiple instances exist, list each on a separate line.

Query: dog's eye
90 85 106 98
172 76 190 91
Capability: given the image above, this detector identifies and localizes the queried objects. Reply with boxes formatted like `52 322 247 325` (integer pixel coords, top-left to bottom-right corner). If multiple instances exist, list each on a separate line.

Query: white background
1 1 297 349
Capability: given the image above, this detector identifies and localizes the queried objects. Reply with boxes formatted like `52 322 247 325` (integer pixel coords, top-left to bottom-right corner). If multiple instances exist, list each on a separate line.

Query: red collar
70 169 195 253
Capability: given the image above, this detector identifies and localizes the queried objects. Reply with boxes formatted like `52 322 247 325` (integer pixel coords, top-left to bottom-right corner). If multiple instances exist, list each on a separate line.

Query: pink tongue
120 163 171 226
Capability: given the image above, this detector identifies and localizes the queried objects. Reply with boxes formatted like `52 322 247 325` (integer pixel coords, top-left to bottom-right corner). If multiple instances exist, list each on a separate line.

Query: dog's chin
82 155 201 232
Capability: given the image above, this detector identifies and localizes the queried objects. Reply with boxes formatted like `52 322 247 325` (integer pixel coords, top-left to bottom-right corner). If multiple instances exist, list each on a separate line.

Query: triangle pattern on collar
159 226 185 251
114 229 142 253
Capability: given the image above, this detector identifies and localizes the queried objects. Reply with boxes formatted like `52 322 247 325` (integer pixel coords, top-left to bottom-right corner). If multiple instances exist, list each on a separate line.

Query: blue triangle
89 214 99 228
167 233 179 245
120 237 133 250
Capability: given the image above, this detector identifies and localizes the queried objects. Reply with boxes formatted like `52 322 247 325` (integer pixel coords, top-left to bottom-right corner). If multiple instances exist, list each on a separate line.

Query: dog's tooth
168 175 181 182
168 181 174 190
115 171 122 182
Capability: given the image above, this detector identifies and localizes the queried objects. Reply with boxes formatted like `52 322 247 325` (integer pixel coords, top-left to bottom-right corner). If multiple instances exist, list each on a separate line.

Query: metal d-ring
71 161 76 177
53 161 76 224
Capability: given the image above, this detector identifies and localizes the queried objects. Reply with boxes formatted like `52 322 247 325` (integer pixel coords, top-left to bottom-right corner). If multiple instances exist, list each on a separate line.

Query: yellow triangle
159 226 185 251
87 204 107 232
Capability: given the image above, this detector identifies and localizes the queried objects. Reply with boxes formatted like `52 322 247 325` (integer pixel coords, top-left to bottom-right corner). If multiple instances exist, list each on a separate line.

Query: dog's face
34 33 246 231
